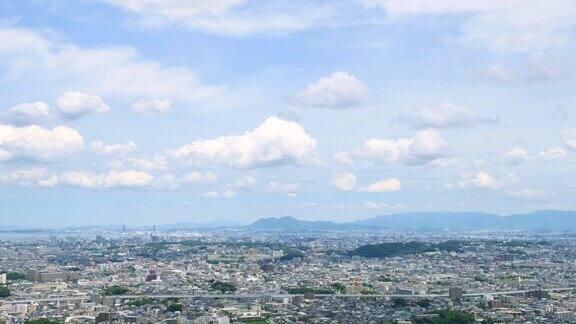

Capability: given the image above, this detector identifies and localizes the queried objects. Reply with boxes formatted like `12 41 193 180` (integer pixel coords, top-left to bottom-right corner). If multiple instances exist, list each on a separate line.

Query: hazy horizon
3 209 576 229
2 1 576 226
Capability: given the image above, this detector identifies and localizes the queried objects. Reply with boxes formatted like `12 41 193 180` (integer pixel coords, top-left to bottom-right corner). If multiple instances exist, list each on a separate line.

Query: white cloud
101 0 337 37
171 116 318 168
204 190 236 198
204 191 220 198
153 173 180 189
457 171 544 199
1 101 52 125
361 178 401 193
92 141 137 155
538 146 566 161
331 172 357 191
133 99 171 116
507 187 545 200
235 175 257 189
109 155 168 171
0 27 49 53
0 167 167 190
55 170 154 188
332 151 354 165
184 171 218 184
0 124 84 161
398 103 495 129
0 168 49 186
360 129 449 165
461 171 499 190
363 201 404 209
483 56 572 83
505 147 529 165
268 182 300 196
295 72 371 109
564 129 576 151
0 27 224 104
56 92 110 119
429 157 459 167
504 146 566 164
363 0 576 53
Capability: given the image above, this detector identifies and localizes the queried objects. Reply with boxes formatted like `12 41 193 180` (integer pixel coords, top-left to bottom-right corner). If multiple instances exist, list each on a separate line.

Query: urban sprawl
1 229 576 323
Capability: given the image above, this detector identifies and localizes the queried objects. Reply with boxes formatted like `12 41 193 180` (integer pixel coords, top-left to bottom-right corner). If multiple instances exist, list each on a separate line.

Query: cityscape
2 0 576 323
3 213 576 323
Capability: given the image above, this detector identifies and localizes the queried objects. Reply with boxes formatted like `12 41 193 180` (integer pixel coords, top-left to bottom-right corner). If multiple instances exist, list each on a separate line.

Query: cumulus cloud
361 178 402 193
184 171 218 184
133 99 171 116
0 124 84 161
55 170 154 188
505 146 566 164
331 172 357 191
429 157 459 167
470 172 498 189
109 155 168 171
332 152 354 165
360 129 450 165
459 171 499 190
101 0 338 37
294 72 371 109
564 129 576 151
398 103 496 129
538 146 567 161
0 27 224 104
362 0 576 54
57 92 110 119
505 147 529 165
92 141 137 155
235 175 257 189
171 116 318 168
1 101 53 125
268 182 300 196
204 190 236 198
0 168 49 186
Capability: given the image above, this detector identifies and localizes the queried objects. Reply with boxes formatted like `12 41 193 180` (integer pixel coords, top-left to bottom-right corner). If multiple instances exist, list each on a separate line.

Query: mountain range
244 210 576 231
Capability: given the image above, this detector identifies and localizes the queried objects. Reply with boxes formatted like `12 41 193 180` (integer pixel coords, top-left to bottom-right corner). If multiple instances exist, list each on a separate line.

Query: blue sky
1 0 576 226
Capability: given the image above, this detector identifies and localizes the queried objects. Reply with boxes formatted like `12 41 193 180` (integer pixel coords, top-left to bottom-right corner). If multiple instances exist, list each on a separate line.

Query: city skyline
1 1 576 226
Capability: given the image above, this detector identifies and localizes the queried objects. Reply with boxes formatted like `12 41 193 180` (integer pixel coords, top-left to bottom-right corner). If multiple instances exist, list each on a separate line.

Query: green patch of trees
25 319 61 324
0 285 10 298
103 285 131 296
351 241 463 258
416 298 431 308
166 303 183 313
391 297 408 307
413 309 475 324
3 272 26 280
330 282 346 294
209 280 237 293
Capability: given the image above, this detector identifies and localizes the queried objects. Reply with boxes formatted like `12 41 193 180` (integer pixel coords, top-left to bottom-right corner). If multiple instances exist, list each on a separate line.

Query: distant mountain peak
247 210 576 232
